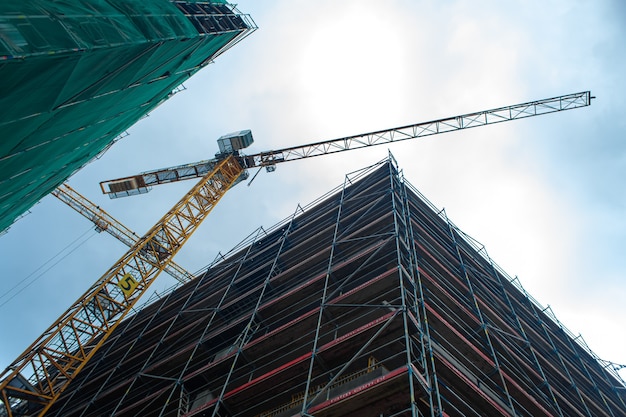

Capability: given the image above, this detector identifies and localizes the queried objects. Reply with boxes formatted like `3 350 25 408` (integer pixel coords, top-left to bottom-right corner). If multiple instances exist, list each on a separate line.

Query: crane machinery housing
0 91 592 417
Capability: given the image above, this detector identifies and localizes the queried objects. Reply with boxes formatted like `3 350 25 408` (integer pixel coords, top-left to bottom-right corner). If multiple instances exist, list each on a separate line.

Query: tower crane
52 184 194 284
0 91 591 416
100 91 592 199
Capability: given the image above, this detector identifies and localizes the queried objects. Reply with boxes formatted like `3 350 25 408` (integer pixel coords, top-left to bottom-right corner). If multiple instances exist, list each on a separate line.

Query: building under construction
43 156 626 417
0 0 255 232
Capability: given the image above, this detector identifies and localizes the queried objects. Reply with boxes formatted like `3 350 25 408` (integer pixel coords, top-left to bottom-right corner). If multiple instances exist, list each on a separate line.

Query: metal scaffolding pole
449 227 566 416
300 169 348 416
517 279 594 416
480 248 564 416
442 212 519 415
388 159 425 416
567 335 617 417
210 209 300 417
400 173 444 416
166 227 270 417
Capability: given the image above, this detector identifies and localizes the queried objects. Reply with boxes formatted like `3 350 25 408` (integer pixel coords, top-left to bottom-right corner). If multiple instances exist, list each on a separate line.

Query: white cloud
1 0 625 383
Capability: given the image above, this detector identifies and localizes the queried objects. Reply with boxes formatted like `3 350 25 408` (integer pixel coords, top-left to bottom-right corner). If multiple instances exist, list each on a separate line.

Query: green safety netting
0 0 253 232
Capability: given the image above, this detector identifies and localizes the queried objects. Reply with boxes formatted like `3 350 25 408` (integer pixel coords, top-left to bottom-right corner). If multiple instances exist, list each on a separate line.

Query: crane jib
242 91 591 168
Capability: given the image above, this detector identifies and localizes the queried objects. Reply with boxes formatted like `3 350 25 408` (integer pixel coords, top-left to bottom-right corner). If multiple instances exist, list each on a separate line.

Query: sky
1 0 625 384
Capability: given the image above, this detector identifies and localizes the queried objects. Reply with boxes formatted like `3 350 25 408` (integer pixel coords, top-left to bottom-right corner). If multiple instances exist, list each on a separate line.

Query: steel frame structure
40 155 626 416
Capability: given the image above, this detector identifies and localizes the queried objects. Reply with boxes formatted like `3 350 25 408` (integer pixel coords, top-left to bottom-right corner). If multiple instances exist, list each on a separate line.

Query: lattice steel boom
0 156 244 417
52 183 195 284
99 91 591 197
244 91 591 167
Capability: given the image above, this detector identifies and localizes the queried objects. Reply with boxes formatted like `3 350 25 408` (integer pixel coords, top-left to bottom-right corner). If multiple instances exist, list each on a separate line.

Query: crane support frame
0 156 244 417
52 184 195 284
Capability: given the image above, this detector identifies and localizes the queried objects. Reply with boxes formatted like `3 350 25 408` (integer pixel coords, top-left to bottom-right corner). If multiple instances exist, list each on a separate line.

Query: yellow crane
0 91 591 416
52 183 194 284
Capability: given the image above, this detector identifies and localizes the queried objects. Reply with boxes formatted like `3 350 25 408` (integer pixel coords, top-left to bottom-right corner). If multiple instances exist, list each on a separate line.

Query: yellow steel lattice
0 156 243 417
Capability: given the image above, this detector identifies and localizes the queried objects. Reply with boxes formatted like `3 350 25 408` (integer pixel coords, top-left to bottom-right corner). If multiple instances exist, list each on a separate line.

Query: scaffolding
47 156 626 416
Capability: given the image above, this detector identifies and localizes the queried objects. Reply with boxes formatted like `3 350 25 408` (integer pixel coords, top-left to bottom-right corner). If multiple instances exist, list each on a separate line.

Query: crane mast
52 184 194 284
99 91 591 197
0 91 591 416
0 156 243 417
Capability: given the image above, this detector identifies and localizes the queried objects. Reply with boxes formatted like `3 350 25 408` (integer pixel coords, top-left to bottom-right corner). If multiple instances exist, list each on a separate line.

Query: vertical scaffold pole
122 227 269 417
387 158 425 416
163 227 268 417
479 247 564 416
565 335 617 416
300 172 349 416
577 338 626 411
521 289 594 417
210 207 300 417
398 166 444 415
442 212 518 415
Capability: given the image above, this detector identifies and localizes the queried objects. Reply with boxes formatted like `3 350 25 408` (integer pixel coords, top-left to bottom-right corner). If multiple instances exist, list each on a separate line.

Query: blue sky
1 0 625 382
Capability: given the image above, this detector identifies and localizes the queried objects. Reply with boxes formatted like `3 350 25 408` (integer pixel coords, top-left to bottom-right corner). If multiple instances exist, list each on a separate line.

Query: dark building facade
49 156 626 416
0 0 255 232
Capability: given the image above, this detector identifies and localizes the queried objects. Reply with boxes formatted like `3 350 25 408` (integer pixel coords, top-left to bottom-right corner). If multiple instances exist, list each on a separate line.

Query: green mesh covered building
0 0 255 232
